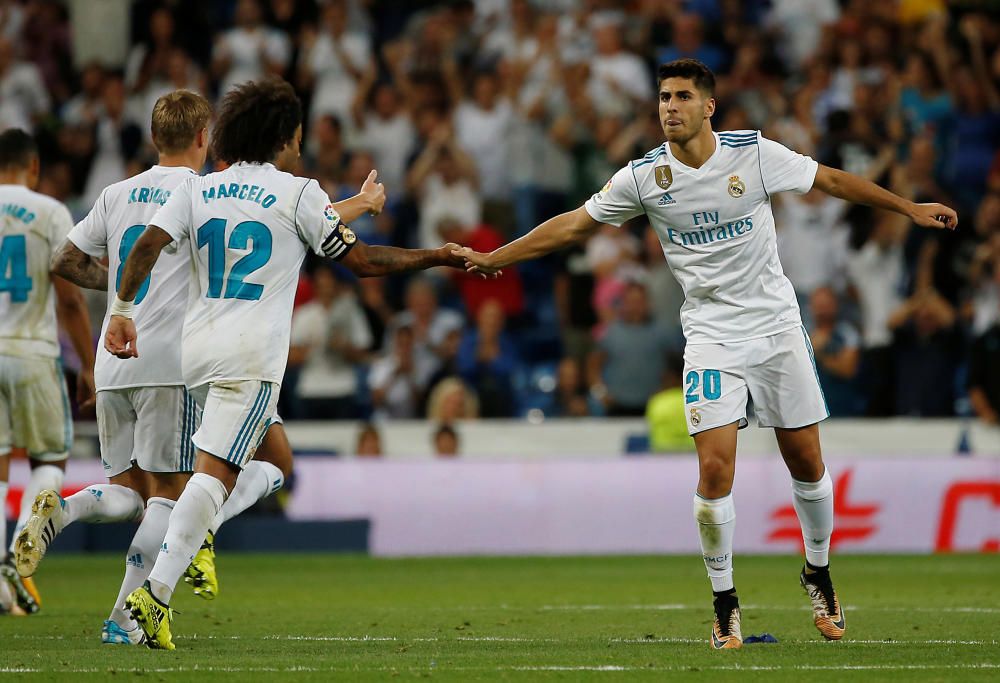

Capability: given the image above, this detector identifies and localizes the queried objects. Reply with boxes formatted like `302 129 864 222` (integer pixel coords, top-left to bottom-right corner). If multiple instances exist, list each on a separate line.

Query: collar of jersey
150 165 197 175
664 132 721 177
232 161 276 170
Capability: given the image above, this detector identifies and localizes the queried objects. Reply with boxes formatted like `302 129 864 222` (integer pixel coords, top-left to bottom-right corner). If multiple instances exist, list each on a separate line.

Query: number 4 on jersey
0 234 33 302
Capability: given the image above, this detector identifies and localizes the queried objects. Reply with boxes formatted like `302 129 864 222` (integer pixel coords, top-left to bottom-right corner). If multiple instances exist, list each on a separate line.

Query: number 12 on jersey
196 218 272 301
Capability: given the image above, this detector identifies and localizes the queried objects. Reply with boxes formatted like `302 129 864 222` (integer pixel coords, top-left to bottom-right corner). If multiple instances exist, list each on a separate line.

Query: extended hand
361 169 386 216
105 316 138 359
450 246 503 278
910 202 958 230
439 242 469 269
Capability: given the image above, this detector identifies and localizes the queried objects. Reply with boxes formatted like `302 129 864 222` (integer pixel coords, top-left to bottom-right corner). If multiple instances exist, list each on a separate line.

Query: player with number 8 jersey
70 166 196 391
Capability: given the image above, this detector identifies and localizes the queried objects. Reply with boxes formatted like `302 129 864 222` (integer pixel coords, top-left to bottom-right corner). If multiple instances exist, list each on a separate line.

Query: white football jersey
0 184 74 359
585 130 818 345
150 161 354 387
68 165 198 391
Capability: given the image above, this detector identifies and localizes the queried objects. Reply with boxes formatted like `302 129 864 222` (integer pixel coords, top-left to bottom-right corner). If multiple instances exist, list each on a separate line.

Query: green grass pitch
2 553 999 681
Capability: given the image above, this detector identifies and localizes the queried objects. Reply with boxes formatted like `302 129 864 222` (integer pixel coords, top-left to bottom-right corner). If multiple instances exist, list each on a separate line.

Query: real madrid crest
655 165 673 190
339 224 357 244
728 174 746 198
689 407 701 427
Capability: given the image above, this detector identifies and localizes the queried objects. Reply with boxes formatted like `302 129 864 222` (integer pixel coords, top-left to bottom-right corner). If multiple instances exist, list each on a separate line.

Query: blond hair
150 90 212 155
427 377 479 421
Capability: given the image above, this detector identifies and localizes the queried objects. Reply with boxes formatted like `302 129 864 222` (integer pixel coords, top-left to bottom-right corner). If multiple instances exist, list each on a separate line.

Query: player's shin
211 460 284 535
791 469 834 568
693 493 736 592
147 472 227 604
110 497 174 629
9 465 62 554
62 484 144 526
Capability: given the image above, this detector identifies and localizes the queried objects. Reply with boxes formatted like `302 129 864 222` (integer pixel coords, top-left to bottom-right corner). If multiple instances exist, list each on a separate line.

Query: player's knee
698 453 734 494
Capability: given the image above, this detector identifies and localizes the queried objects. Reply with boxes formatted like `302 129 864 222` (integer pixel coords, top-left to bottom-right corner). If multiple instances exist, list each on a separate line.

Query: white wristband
109 295 135 319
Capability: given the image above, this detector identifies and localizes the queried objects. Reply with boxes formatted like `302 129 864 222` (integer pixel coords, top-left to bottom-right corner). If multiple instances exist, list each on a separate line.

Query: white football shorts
188 380 278 469
0 355 72 462
682 326 829 436
97 386 199 477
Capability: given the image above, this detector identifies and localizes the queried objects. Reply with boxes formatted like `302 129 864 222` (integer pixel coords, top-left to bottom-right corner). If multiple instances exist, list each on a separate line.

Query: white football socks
148 473 227 604
62 484 144 526
110 497 175 629
694 493 736 593
9 465 62 555
791 469 834 568
210 461 284 535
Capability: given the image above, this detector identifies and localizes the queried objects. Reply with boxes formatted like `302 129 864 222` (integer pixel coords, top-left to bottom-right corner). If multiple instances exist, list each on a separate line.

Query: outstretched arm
342 240 464 277
812 165 958 230
51 238 108 291
104 226 174 358
454 206 602 275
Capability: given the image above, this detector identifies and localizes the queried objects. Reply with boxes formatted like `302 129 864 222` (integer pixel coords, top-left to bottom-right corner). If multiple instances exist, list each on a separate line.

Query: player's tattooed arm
51 239 109 291
454 206 602 276
117 225 173 301
342 240 465 277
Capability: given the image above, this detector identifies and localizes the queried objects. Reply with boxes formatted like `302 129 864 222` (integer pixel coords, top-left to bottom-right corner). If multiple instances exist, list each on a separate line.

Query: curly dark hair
657 58 716 97
210 77 302 164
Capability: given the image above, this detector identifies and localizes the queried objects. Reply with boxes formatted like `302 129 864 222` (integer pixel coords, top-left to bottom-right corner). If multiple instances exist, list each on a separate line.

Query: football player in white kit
454 59 958 649
0 129 96 614
106 78 463 649
14 91 321 640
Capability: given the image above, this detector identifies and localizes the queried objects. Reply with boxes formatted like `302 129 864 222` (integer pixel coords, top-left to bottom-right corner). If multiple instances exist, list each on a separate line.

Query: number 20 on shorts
685 369 721 404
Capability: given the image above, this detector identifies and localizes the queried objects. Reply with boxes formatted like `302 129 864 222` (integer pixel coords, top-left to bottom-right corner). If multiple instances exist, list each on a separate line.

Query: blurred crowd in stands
3 0 999 432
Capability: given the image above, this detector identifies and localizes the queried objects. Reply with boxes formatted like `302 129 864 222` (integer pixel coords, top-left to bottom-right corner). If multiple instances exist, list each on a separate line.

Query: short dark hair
0 129 38 170
657 59 716 97
210 78 302 164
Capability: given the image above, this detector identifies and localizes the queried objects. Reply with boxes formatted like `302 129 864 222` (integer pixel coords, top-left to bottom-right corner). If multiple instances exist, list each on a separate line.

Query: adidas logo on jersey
658 192 676 206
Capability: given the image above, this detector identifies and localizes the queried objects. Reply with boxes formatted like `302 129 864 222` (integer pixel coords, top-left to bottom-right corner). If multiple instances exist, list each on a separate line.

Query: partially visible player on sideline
108 78 464 649
0 129 95 614
454 59 958 649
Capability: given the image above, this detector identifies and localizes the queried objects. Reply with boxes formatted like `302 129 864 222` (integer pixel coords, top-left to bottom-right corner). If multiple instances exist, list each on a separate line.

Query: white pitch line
4 664 1000 674
536 603 1000 614
10 633 998 646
